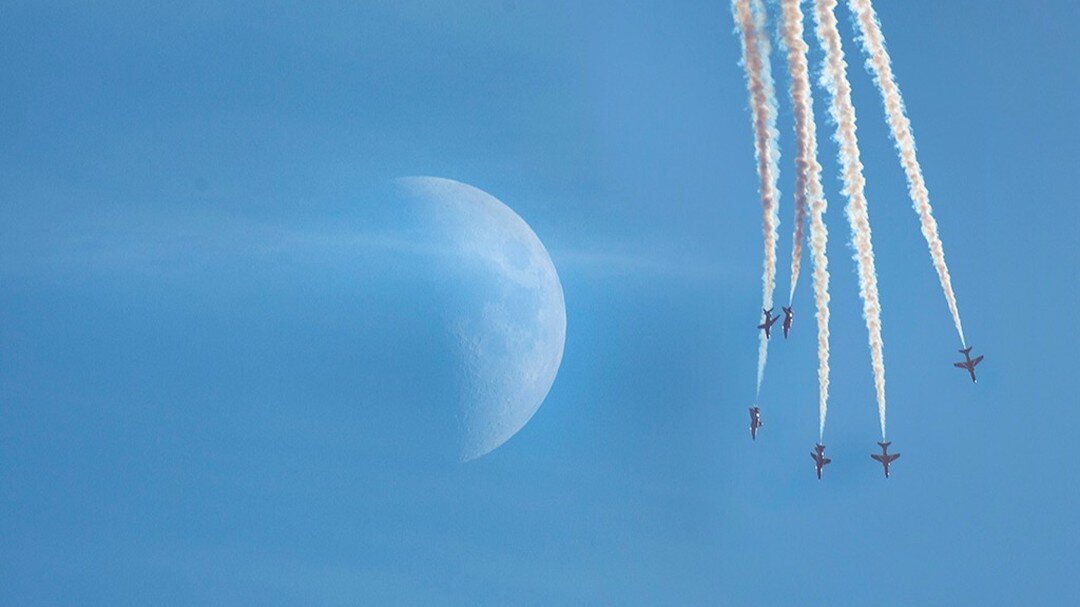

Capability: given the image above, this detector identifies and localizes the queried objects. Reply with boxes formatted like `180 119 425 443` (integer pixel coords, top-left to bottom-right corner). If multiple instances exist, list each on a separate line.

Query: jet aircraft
870 441 900 478
953 347 984 383
757 308 780 339
749 406 763 440
781 306 794 339
810 444 831 480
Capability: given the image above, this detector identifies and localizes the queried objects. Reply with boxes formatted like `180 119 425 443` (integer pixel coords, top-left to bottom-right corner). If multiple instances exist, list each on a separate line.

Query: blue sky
1 1 1078 604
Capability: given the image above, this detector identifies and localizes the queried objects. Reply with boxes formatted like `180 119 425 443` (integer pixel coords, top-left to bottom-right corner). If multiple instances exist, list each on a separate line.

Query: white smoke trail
783 0 809 307
812 0 887 439
780 0 831 440
787 174 808 305
732 0 782 396
848 0 966 346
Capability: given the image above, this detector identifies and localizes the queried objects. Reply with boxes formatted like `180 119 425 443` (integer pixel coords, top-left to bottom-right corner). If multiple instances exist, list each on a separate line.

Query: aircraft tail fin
959 346 973 355
878 441 891 449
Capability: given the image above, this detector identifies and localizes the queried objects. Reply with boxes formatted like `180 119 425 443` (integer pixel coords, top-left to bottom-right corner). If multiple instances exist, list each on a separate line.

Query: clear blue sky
2 1 1078 604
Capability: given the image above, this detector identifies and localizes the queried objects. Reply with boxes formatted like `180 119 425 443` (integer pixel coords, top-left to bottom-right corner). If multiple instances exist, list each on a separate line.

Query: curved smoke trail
848 0 966 346
732 0 782 396
780 0 831 440
812 0 888 438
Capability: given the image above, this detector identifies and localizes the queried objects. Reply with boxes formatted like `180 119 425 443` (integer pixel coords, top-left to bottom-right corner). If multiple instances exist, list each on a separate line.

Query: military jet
810 444 831 480
953 347 984 383
749 406 763 440
757 308 780 339
871 441 900 478
781 306 794 339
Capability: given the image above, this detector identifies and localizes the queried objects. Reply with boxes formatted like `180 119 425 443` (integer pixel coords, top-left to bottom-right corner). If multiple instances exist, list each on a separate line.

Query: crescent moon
396 177 566 461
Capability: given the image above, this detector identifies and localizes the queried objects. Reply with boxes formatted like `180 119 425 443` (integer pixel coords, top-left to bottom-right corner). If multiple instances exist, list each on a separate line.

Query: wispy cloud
2 211 719 284
549 246 722 280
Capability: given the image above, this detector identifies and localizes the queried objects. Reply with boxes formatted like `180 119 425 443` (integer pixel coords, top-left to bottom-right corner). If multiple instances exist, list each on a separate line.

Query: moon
395 177 566 461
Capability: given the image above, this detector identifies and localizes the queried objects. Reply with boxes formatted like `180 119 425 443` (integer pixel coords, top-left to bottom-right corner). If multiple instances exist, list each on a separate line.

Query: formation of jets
752 307 985 479
757 306 794 340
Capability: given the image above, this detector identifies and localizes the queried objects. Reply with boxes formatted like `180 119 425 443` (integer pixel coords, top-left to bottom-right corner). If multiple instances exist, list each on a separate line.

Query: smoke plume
812 0 888 438
732 0 782 395
780 0 832 440
848 0 966 346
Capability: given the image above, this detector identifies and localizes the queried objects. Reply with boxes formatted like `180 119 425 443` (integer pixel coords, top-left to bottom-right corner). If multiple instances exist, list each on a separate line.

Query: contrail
732 0 782 396
812 0 888 438
780 0 831 440
848 0 966 346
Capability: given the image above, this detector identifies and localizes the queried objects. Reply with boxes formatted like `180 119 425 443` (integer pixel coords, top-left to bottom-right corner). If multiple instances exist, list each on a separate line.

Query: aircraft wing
822 458 831 465
971 355 984 367
953 362 968 369
887 454 900 463
871 454 884 462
